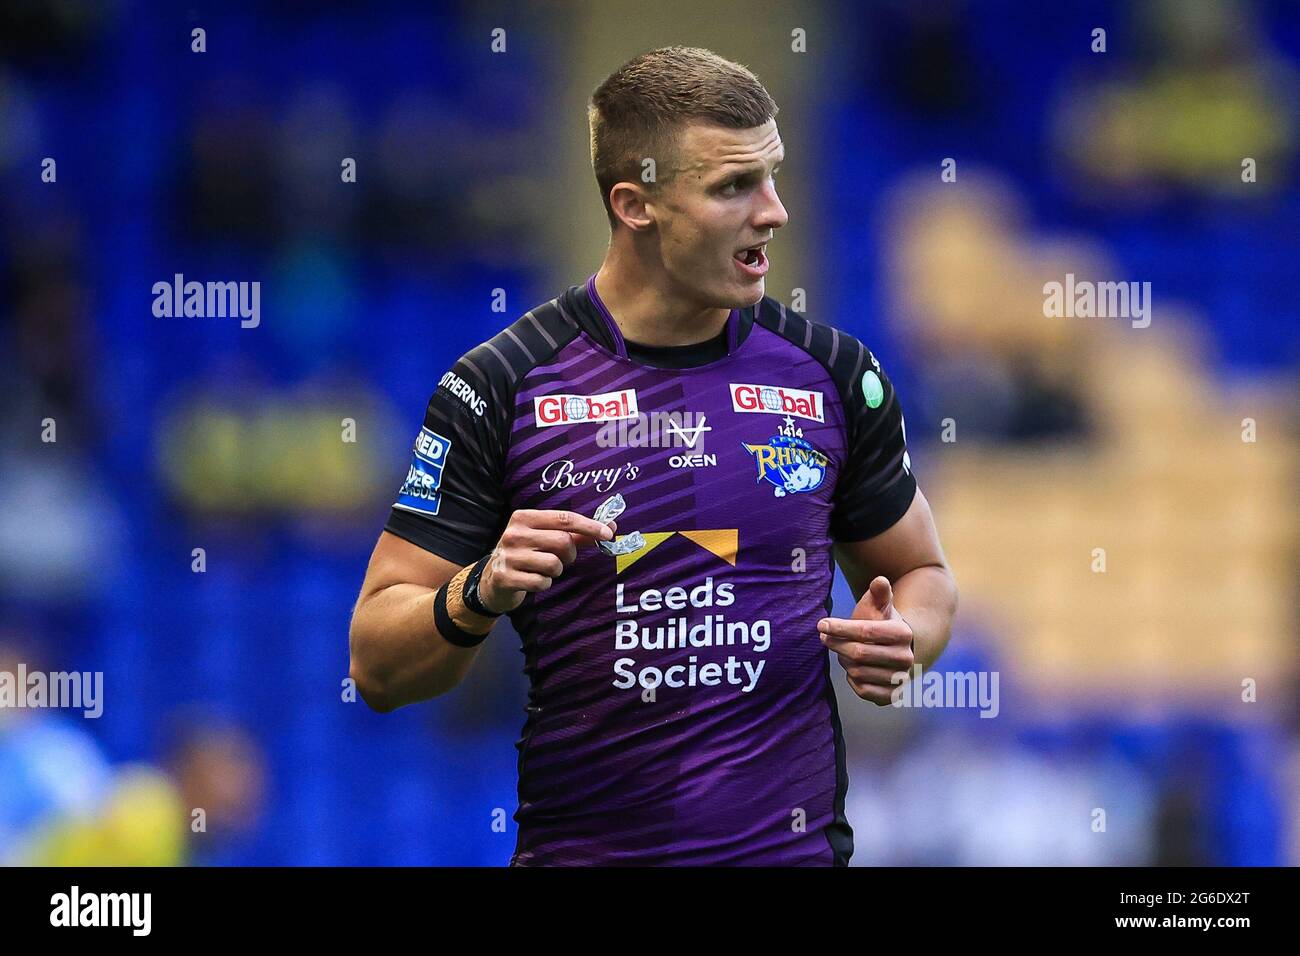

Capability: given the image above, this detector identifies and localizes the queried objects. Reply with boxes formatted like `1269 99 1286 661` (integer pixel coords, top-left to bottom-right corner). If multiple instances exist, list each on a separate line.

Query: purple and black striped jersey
385 275 917 865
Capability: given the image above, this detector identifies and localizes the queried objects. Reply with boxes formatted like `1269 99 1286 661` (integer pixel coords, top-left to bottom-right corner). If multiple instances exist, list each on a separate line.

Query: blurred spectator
0 636 113 864
11 705 268 867
162 714 267 863
847 729 1158 866
1051 0 1298 204
882 173 1094 444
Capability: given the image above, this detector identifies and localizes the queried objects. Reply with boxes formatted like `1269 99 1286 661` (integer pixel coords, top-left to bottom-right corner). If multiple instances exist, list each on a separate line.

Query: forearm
878 565 957 669
349 567 496 710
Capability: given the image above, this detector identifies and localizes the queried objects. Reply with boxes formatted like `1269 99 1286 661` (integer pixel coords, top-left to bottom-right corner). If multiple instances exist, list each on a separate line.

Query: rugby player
349 46 958 865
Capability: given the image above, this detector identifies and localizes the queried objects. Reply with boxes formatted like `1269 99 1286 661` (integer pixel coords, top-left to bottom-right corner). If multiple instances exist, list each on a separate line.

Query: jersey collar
569 273 755 361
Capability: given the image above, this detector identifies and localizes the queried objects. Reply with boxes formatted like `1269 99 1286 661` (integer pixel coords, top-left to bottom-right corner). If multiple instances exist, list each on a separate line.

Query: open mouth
733 243 769 276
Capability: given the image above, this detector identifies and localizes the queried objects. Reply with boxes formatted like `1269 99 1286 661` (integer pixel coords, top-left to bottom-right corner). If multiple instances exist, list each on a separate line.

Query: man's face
647 118 788 309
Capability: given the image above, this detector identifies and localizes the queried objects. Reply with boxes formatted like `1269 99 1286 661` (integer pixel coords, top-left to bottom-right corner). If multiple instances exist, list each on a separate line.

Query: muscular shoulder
442 298 582 418
751 297 916 541
750 296 886 425
385 298 582 565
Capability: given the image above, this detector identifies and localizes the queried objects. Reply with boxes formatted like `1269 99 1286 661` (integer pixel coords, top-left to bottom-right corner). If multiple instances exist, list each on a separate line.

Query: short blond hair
588 46 778 227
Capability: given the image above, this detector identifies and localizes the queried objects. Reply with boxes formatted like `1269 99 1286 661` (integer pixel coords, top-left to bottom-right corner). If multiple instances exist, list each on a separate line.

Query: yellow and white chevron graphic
613 529 738 574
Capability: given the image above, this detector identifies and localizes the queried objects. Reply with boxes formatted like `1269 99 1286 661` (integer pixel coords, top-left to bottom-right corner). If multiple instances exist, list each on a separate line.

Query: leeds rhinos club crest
741 418 828 497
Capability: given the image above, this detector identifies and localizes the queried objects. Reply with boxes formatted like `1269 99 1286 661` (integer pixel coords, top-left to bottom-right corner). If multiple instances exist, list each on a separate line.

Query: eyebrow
712 156 785 184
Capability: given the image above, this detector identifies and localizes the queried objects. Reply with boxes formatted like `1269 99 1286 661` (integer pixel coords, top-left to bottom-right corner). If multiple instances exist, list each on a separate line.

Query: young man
349 46 957 865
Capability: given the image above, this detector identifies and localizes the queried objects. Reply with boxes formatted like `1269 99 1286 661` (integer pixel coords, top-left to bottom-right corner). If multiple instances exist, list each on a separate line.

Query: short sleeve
384 354 510 566
829 350 917 542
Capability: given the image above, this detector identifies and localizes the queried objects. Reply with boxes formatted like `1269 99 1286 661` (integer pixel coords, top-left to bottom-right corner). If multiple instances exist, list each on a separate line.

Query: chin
733 279 766 307
690 271 764 310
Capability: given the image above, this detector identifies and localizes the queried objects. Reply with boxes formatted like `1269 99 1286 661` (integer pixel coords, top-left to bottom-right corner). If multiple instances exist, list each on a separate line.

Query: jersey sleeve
383 352 511 566
829 349 918 542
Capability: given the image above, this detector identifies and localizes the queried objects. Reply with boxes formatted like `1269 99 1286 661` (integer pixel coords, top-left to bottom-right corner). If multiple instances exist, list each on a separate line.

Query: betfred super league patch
394 427 452 516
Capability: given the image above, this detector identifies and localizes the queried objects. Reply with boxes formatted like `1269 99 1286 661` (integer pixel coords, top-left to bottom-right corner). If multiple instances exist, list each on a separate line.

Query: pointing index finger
816 617 908 645
533 509 615 541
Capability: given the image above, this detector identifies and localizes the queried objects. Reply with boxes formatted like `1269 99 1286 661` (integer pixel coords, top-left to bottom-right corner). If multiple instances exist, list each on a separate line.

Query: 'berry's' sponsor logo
539 459 640 493
729 383 824 423
534 389 639 428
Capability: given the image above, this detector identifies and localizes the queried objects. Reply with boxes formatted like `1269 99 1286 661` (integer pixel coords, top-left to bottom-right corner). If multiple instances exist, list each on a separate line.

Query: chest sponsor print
729 383 825 423
534 388 639 428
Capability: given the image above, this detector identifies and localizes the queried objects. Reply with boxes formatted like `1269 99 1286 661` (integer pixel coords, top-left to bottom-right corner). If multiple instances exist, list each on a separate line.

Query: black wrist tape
461 554 499 617
434 580 492 648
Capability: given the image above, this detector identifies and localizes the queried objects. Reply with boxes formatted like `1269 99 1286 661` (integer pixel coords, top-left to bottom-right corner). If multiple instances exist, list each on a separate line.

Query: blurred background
0 0 1296 865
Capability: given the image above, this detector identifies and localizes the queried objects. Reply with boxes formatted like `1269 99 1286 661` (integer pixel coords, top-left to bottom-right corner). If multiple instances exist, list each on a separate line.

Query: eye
718 167 779 196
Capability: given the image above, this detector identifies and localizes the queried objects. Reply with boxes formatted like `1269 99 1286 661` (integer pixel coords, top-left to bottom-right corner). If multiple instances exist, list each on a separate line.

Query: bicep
359 530 464 603
833 488 948 601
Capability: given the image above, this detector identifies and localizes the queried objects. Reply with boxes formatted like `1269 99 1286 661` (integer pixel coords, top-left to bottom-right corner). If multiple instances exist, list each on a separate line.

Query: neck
593 240 731 348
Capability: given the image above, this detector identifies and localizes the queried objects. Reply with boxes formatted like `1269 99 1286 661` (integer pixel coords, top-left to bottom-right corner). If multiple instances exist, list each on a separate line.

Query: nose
756 178 788 232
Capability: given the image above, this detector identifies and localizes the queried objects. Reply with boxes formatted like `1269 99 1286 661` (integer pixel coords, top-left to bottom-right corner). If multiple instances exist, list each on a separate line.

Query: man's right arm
352 329 615 712
349 343 514 713
349 511 617 712
348 531 487 712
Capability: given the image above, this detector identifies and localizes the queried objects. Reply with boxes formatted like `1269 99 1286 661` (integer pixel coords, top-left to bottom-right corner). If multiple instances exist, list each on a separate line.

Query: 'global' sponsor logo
534 389 639 428
729 383 824 423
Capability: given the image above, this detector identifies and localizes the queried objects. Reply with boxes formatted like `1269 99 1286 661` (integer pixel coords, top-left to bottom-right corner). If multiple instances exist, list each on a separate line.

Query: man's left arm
817 337 957 703
829 487 958 682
